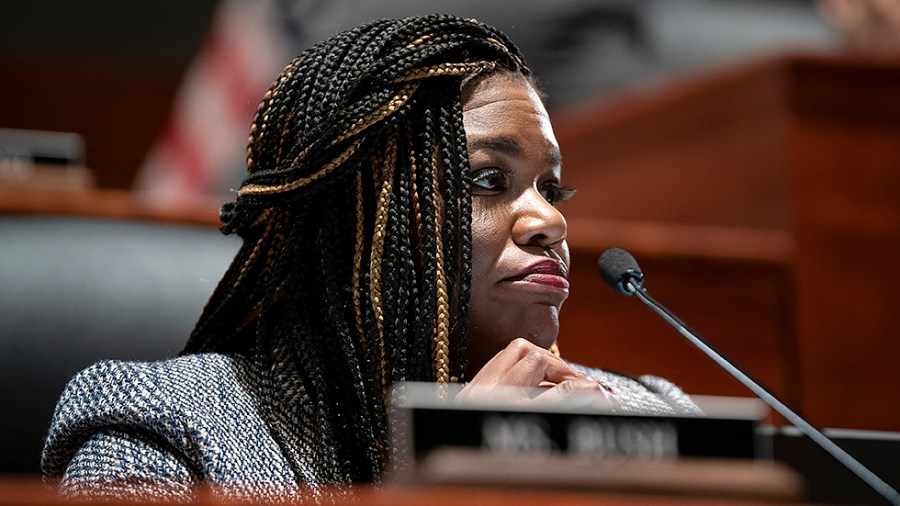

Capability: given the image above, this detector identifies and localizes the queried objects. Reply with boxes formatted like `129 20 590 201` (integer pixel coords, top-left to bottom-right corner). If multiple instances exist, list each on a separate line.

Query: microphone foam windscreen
598 248 642 293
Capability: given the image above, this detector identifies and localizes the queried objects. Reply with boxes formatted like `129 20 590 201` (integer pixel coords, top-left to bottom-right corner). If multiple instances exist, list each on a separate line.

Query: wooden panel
553 53 900 431
0 57 181 189
551 56 799 416
558 220 798 406
552 57 790 229
0 2 216 190
787 56 900 431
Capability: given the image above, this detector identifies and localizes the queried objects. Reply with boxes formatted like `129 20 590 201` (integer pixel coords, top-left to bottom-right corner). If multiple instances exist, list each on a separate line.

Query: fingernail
598 380 616 397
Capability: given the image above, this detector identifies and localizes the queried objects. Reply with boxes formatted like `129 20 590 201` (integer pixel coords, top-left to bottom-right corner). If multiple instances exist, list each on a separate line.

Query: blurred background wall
0 0 838 196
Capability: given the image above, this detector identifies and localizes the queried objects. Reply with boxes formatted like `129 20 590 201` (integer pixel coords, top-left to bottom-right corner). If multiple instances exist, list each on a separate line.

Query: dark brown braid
182 15 530 485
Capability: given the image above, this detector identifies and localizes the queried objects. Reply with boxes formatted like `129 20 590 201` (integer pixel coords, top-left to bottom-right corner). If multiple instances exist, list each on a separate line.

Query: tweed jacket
42 352 700 502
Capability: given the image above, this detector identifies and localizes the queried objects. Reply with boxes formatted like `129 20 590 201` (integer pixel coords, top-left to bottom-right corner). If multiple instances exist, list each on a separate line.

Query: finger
472 338 583 386
497 341 583 387
475 338 542 375
533 379 619 408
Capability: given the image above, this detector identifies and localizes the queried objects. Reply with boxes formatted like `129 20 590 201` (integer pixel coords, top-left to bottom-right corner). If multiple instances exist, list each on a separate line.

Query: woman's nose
511 188 567 249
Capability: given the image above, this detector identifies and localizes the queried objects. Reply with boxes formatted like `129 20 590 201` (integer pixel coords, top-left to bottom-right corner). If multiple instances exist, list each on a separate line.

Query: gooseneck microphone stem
625 277 900 506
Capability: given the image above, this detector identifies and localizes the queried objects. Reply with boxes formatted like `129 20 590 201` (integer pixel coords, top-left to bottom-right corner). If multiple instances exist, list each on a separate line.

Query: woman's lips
505 260 570 291
515 273 570 289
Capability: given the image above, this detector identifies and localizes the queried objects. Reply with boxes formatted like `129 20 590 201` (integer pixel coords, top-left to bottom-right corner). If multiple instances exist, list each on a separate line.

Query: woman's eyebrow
468 136 523 158
468 136 562 167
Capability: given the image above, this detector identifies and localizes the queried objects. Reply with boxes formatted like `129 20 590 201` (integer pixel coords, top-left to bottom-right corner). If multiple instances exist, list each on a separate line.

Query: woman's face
463 72 571 376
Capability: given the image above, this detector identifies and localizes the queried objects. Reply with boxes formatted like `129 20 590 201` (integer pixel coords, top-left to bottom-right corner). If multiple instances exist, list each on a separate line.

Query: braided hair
181 15 530 484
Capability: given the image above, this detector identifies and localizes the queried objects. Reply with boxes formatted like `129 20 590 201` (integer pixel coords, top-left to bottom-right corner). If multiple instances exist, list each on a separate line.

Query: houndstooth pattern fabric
43 353 699 501
567 362 702 416
42 353 316 502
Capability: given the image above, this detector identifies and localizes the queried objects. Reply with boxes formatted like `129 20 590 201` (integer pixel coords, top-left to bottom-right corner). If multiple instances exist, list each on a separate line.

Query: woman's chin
524 331 558 351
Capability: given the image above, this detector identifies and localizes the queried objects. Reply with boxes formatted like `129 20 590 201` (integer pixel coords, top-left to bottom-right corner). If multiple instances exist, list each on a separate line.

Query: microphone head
598 248 644 295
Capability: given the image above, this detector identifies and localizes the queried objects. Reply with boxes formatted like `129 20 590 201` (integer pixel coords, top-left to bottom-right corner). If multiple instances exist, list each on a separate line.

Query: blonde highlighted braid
183 15 530 484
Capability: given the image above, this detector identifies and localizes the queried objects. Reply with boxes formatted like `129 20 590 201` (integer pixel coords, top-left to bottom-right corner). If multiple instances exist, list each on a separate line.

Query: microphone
597 247 900 506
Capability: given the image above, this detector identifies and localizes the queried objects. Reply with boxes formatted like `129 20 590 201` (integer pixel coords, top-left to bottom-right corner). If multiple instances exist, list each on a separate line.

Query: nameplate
389 383 766 471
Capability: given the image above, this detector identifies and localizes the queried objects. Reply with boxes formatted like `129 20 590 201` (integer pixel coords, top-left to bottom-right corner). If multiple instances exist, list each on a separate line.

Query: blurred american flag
136 0 344 202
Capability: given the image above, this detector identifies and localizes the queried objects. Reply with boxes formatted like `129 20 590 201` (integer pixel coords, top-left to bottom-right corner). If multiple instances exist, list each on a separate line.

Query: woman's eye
540 182 576 205
471 168 508 194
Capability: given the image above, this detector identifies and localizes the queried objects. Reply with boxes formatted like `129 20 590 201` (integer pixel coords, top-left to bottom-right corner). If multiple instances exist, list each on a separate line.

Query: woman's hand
457 338 616 408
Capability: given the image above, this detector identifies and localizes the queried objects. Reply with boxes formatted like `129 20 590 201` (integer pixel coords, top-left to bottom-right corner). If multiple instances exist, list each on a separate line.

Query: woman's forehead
461 73 559 166
462 72 540 111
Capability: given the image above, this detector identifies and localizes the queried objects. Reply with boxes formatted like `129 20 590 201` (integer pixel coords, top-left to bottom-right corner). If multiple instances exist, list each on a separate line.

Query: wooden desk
0 184 221 227
0 477 810 506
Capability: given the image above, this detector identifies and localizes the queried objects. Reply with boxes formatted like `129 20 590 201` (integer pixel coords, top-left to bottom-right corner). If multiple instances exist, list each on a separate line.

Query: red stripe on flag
161 115 208 189
205 27 267 126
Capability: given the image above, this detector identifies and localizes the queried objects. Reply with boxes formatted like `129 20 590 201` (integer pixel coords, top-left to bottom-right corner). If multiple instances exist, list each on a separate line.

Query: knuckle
556 380 576 394
563 378 601 394
508 337 534 355
522 348 545 369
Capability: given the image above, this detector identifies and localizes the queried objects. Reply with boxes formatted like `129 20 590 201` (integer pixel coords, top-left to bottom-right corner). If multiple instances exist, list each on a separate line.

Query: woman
42 14 697 501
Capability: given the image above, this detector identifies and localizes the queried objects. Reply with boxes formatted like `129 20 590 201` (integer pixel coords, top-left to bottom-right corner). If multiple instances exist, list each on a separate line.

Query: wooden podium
551 53 900 432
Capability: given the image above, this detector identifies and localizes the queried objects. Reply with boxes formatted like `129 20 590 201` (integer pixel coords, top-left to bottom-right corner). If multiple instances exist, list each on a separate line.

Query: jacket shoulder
42 354 293 489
